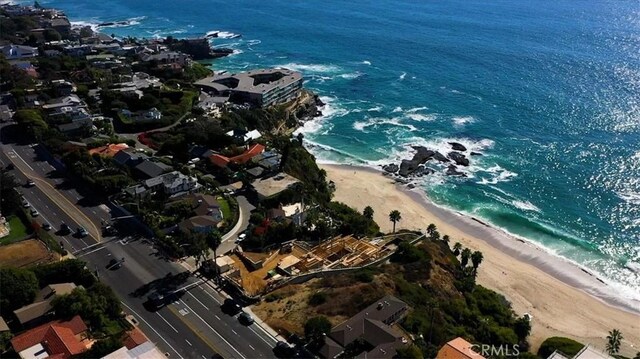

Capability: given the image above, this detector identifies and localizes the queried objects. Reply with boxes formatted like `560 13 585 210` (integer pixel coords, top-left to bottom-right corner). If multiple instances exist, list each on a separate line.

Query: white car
30 209 39 217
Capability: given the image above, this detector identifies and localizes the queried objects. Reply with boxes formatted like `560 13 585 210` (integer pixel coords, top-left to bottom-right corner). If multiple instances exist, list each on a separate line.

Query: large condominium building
195 68 303 108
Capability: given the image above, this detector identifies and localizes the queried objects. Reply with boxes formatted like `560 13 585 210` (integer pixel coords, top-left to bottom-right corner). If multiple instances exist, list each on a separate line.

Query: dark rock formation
449 142 467 151
433 151 449 163
382 163 399 173
411 146 435 164
314 95 325 107
446 164 467 177
399 159 418 177
413 166 435 177
470 151 483 156
448 151 470 166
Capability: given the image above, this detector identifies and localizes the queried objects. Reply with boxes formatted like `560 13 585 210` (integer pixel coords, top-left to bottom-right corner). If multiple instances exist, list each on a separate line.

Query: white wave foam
452 116 476 126
339 72 363 80
295 96 348 136
71 20 100 32
399 72 407 80
362 60 372 65
617 190 640 205
406 113 436 122
367 106 383 112
206 30 241 39
512 200 541 212
353 121 368 132
353 117 418 132
392 106 403 113
278 63 341 73
406 106 428 113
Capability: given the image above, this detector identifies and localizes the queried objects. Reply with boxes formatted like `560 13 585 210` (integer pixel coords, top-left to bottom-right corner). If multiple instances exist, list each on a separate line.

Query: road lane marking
76 245 107 257
198 285 221 304
249 345 255 351
214 315 220 320
178 300 246 359
9 150 34 171
186 291 209 311
231 330 238 336
119 301 183 359
249 326 278 346
185 339 192 347
156 312 179 333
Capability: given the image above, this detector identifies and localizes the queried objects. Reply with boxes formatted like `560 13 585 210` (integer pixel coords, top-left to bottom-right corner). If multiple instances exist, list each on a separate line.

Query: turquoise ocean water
28 0 640 302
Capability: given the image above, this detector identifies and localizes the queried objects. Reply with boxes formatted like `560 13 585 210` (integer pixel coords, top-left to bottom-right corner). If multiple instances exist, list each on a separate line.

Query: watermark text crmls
470 344 521 357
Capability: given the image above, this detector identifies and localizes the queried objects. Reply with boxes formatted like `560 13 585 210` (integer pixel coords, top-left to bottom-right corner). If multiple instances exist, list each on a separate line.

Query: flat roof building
195 69 303 108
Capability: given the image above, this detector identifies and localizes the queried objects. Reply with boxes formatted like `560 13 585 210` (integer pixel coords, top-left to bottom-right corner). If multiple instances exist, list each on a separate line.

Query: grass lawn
0 216 31 245
217 197 232 221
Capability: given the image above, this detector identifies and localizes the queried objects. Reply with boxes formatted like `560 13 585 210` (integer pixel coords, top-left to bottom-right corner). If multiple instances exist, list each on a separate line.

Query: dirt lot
229 252 292 295
0 239 59 268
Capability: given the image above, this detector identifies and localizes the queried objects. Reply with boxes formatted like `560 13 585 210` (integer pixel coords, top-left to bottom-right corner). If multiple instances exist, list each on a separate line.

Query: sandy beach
320 163 640 355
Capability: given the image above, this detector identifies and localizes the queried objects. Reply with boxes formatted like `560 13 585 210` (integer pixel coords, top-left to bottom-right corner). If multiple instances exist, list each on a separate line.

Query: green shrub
538 337 584 358
308 292 328 306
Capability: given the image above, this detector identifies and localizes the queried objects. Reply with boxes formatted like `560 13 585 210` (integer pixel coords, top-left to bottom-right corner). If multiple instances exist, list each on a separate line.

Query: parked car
221 298 242 315
5 163 14 170
30 209 39 217
42 223 51 231
273 341 296 358
22 200 30 208
238 312 254 325
60 223 71 234
76 227 88 237
25 180 35 187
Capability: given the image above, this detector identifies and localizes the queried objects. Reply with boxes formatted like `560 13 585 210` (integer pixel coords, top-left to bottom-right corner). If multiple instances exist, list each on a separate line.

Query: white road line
249 326 278 346
156 312 179 333
119 301 183 359
214 315 221 320
231 330 238 336
185 339 192 347
76 245 107 257
249 345 255 351
186 291 209 311
178 300 246 359
10 150 34 171
199 285 222 304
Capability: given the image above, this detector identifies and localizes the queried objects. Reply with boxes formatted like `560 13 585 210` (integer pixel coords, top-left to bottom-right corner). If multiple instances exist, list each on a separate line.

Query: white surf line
178 299 246 359
156 312 179 333
119 301 183 359
186 291 210 311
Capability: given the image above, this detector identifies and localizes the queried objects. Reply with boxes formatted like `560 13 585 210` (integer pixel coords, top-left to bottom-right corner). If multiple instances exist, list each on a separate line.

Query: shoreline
320 162 640 353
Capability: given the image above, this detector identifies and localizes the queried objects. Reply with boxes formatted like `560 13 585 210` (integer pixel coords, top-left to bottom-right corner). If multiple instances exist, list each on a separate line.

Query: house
185 193 223 218
102 341 165 359
282 202 306 226
1 45 39 60
320 295 409 359
546 345 615 359
179 215 221 233
113 149 148 167
13 62 38 78
51 79 76 96
120 108 162 123
48 17 71 35
13 283 78 326
88 143 129 157
195 69 303 108
215 255 235 274
61 141 88 152
209 143 265 168
0 316 9 332
134 159 172 179
143 171 198 195
226 129 262 143
57 118 93 135
251 173 301 200
436 337 486 359
11 315 89 359
140 51 191 69
42 95 86 110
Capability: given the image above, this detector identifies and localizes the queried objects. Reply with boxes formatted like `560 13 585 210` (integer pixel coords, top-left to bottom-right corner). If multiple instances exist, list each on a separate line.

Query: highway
0 127 279 359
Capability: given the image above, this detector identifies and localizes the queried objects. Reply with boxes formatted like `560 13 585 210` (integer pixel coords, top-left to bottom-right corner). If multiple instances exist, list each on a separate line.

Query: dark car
238 312 254 325
60 223 71 234
273 341 296 358
76 227 88 237
42 223 51 231
25 180 35 187
107 258 122 270
5 163 14 170
221 298 242 315
147 292 166 309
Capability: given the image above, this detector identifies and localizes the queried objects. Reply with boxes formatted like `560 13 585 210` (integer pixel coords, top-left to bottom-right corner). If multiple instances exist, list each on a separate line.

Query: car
273 341 296 358
30 209 39 217
221 298 242 315
5 164 14 170
238 312 254 325
238 233 247 240
76 227 88 237
42 223 51 231
22 200 30 208
25 180 35 187
60 223 71 234
107 258 122 270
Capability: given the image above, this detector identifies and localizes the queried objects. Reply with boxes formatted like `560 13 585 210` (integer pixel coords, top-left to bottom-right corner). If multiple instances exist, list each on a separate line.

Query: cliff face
164 38 213 60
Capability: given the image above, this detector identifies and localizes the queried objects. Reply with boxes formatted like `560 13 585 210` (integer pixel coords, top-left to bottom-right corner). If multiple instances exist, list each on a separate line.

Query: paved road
0 133 278 358
219 195 254 255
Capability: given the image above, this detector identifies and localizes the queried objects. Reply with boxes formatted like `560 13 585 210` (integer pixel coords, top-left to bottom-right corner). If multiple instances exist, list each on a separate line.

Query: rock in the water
446 164 467 177
399 159 419 177
382 163 399 173
448 151 470 166
433 151 449 163
413 165 435 177
407 183 415 189
470 151 483 156
315 96 325 107
449 142 467 151
410 146 435 164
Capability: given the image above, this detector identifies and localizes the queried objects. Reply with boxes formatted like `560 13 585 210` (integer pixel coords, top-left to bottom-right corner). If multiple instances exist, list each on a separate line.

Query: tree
442 235 450 243
13 109 48 140
304 316 332 341
0 267 39 316
431 231 440 241
363 206 374 220
471 251 484 271
453 242 462 256
426 223 436 236
606 329 623 355
0 170 22 215
389 210 401 235
538 337 584 358
460 248 471 268
514 316 532 341
206 230 222 280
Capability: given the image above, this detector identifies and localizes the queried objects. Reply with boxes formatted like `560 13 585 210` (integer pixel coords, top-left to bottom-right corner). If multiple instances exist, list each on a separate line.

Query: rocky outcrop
449 142 467 151
382 163 399 173
433 151 449 163
470 151 483 156
448 151 469 166
446 165 467 177
398 147 437 176
399 159 419 177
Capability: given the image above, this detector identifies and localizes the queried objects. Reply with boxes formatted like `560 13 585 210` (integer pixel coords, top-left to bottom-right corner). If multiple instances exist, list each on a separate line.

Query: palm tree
363 206 374 220
426 223 437 236
453 242 462 256
471 251 484 272
442 235 450 243
461 248 472 267
389 210 402 235
606 329 623 355
206 230 222 280
432 231 440 241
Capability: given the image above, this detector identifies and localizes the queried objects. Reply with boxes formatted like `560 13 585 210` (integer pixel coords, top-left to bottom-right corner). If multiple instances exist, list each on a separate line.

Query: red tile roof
210 154 230 168
122 327 149 349
88 143 130 157
11 315 88 358
209 144 265 167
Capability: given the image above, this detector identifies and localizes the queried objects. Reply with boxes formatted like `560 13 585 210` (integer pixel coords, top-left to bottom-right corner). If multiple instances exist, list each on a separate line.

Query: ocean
28 0 640 302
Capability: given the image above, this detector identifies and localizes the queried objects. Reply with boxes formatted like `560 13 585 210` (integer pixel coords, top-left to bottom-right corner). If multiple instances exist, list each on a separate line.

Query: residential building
120 107 162 123
13 283 78 326
42 95 86 110
47 17 71 35
0 316 9 332
436 337 486 359
88 143 130 157
113 149 149 167
1 45 39 60
226 129 262 143
195 68 303 108
546 345 615 359
178 215 221 233
209 143 265 168
134 159 172 179
102 341 165 359
140 171 197 196
251 173 301 200
50 79 76 96
320 295 410 359
11 315 89 359
140 51 191 69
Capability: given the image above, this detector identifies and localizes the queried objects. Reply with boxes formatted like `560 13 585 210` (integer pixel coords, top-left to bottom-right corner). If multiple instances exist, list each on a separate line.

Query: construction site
223 234 397 296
